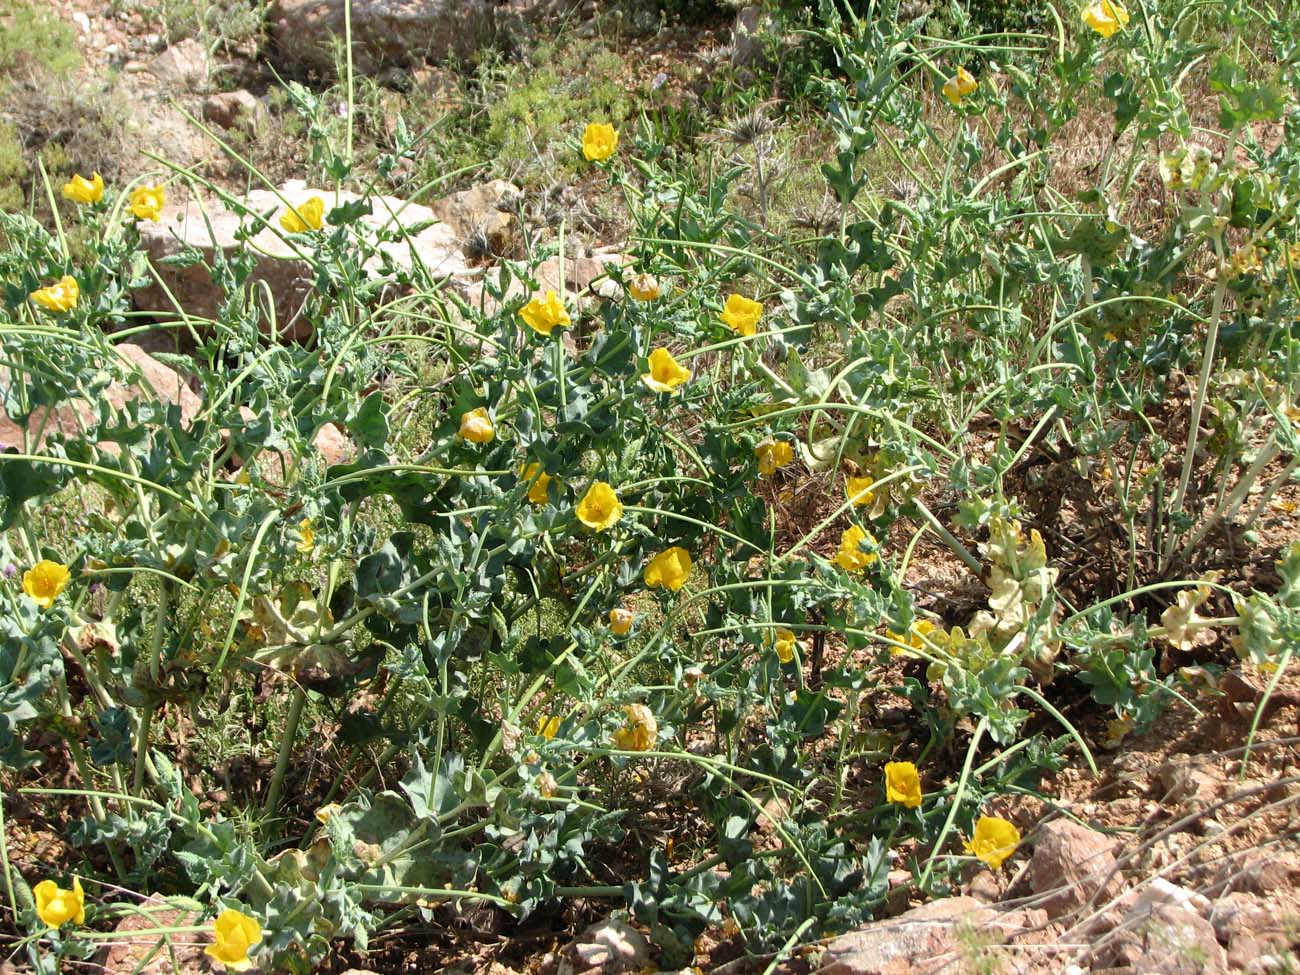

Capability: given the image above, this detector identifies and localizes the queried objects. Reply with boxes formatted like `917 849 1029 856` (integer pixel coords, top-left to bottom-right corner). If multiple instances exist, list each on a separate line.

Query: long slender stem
265 686 308 817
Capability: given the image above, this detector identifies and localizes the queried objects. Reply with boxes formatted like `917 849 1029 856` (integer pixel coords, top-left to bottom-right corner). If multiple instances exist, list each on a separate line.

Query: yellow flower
833 525 877 572
641 347 692 394
577 481 623 531
519 463 555 505
30 276 80 313
885 619 938 657
61 172 104 204
295 518 315 554
773 627 797 664
582 122 619 162
846 475 875 506
520 290 571 336
644 546 692 591
129 184 165 221
942 66 978 105
720 293 763 337
22 560 71 609
458 407 494 444
628 273 660 301
1082 0 1129 37
279 196 325 233
34 877 85 929
612 703 657 751
756 438 794 477
884 761 923 809
204 909 262 971
536 714 561 739
609 607 635 635
963 815 1021 869
537 770 558 797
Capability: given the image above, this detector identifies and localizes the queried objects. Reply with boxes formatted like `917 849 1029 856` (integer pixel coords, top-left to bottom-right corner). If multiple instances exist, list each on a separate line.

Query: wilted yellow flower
963 815 1020 869
519 463 555 505
641 348 692 394
280 196 325 233
129 184 165 221
644 546 692 591
612 703 657 751
628 273 660 301
885 618 939 657
62 172 104 204
609 607 635 635
720 293 763 336
577 481 623 531
537 770 558 797
205 909 262 971
520 290 571 336
884 761 922 808
582 122 619 162
35 877 85 929
29 276 79 313
756 438 794 477
536 714 561 739
846 475 875 506
942 66 978 105
23 559 71 609
833 525 877 572
458 407 494 444
295 518 315 554
773 627 797 664
1082 0 1129 37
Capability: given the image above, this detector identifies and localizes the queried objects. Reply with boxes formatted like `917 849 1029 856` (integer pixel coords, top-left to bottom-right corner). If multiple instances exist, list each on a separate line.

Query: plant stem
264 686 308 817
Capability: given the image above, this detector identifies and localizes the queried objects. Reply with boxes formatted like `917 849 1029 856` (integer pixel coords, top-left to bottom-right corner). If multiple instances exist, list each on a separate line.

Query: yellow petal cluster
720 293 763 336
577 481 623 531
773 627 797 664
609 607 635 635
963 815 1021 869
23 560 71 609
942 66 978 105
833 525 877 572
756 438 794 477
1082 0 1129 37
644 547 692 591
458 407 494 444
204 909 262 971
628 273 660 301
295 518 316 554
582 122 619 162
885 618 939 657
519 463 555 505
641 348 692 394
62 172 104 204
30 276 79 313
35 877 85 929
520 290 571 336
846 475 875 506
129 184 165 221
536 714 561 739
884 761 923 808
612 703 657 751
280 196 325 233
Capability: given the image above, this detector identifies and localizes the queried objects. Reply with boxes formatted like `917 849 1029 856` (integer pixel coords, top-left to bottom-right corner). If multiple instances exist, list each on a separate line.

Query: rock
1027 819 1124 920
269 0 494 76
0 343 200 454
203 89 263 131
1238 850 1300 895
95 897 221 975
1131 878 1211 918
147 38 210 87
133 182 474 339
429 179 522 259
819 897 1034 975
558 918 650 975
1095 901 1228 974
1157 756 1222 807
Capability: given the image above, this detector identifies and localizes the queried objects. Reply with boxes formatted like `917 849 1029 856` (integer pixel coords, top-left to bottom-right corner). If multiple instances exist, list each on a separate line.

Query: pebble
72 11 91 33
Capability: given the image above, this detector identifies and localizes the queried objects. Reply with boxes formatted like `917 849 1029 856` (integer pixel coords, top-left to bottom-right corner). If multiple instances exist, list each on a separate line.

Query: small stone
203 90 263 130
72 11 91 32
148 38 210 87
1026 819 1124 919
560 918 650 975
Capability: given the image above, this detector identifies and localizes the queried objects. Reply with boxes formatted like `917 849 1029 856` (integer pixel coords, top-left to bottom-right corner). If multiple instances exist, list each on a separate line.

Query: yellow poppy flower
628 273 660 301
520 290 571 336
582 122 619 162
641 347 692 394
519 463 555 505
30 276 79 313
609 607 635 635
458 407 494 444
22 559 71 609
34 877 85 929
773 627 797 664
612 703 656 751
1082 0 1129 37
644 546 691 591
61 172 104 204
720 293 763 336
756 438 794 477
846 475 875 506
576 481 623 531
963 815 1021 869
279 196 325 233
884 761 923 808
295 518 315 554
942 66 978 105
536 714 561 739
885 619 938 657
833 525 877 572
129 184 165 221
537 770 558 797
204 909 262 971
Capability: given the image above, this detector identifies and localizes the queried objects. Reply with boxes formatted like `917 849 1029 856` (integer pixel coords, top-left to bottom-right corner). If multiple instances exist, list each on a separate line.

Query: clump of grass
0 0 80 88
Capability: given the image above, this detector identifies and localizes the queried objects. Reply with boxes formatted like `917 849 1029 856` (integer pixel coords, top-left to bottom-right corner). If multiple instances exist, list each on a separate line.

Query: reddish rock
1027 819 1124 920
